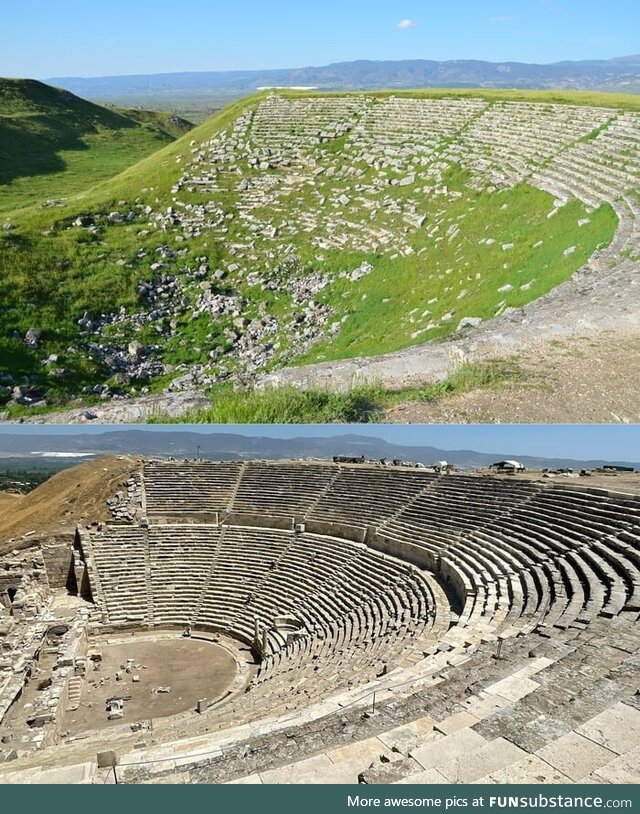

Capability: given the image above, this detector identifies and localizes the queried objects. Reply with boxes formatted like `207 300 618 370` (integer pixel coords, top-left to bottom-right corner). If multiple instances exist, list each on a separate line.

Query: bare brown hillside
0 456 139 551
384 333 640 424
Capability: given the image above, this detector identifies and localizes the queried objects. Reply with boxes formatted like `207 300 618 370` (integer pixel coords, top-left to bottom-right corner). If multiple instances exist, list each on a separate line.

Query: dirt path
384 332 640 424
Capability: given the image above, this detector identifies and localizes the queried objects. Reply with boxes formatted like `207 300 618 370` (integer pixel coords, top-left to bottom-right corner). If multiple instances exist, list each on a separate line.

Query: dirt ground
0 492 21 509
478 470 640 495
65 636 239 735
384 332 640 424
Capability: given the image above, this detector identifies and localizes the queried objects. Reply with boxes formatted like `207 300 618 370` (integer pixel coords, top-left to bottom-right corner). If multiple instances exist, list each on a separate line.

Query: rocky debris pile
71 210 137 230
102 342 165 382
26 609 91 730
165 365 218 393
287 271 331 304
4 384 47 409
107 474 143 523
225 314 280 373
80 341 167 388
0 550 51 736
193 290 242 319
280 302 336 360
72 265 198 385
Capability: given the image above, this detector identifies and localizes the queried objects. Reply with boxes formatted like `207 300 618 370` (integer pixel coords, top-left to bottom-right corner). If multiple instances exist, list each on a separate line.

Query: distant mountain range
0 431 637 472
47 55 640 103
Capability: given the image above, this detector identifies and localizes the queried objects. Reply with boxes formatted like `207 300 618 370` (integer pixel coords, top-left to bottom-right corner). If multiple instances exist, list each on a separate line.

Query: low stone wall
147 513 220 525
303 519 367 543
225 512 292 530
40 533 76 589
367 531 437 570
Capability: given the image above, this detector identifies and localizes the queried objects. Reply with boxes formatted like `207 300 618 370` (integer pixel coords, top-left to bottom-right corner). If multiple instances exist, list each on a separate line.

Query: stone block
535 732 617 782
576 700 640 756
393 768 448 784
590 746 640 784
438 737 528 783
96 750 117 769
377 717 438 754
485 675 540 702
434 710 480 735
475 754 571 784
260 753 358 784
410 728 487 771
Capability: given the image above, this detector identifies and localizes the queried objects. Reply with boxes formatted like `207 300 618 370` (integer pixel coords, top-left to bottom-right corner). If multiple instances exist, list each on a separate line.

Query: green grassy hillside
0 78 180 214
0 87 633 416
114 107 194 138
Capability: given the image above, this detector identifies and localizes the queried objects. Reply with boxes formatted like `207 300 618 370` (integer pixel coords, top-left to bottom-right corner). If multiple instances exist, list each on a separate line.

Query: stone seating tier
82 464 640 722
79 523 438 698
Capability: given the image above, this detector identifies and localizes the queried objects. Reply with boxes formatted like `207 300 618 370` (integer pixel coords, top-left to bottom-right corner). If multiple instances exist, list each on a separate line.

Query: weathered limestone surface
8 390 210 425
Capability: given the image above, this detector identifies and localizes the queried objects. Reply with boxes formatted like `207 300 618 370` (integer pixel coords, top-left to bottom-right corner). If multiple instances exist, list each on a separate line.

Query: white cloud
396 19 417 29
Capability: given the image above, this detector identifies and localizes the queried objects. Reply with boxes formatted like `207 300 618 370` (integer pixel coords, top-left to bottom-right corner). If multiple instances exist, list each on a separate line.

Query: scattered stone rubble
0 547 93 760
0 551 51 728
106 474 144 523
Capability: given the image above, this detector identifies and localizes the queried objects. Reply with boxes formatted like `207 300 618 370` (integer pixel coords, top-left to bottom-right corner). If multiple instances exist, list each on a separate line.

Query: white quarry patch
30 451 96 458
256 86 318 90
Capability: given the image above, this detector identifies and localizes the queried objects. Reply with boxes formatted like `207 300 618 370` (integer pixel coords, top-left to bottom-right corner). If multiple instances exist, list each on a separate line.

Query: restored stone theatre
1 458 639 783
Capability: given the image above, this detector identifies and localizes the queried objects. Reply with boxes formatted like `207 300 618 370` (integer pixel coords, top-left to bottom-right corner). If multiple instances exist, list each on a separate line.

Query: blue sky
1 0 638 79
0 425 639 462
